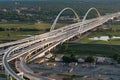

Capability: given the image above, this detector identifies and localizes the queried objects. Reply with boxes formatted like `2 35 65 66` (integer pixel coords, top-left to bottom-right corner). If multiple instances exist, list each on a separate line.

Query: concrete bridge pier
17 72 24 79
5 70 9 80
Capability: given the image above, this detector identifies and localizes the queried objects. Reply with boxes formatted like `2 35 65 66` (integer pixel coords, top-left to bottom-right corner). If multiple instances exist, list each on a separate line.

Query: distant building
78 58 85 63
26 13 33 17
20 7 28 11
2 9 7 12
16 9 21 14
96 57 105 63
12 20 19 22
46 62 56 67
105 58 113 64
45 53 53 58
14 2 20 5
1 19 8 23
55 55 63 61
38 6 41 11
35 58 44 64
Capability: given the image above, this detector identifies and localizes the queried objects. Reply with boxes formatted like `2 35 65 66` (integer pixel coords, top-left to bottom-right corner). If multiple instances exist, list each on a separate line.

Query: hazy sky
0 0 47 1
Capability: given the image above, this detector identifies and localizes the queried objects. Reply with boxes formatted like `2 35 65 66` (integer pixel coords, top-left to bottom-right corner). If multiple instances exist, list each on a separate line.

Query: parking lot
28 62 120 80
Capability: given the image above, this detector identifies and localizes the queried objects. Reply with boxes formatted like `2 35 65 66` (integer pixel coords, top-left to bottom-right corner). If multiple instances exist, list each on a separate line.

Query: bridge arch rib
78 7 101 33
50 7 80 31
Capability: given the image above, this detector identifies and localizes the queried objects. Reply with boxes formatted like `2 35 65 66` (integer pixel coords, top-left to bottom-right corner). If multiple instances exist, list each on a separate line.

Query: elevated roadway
1 7 120 80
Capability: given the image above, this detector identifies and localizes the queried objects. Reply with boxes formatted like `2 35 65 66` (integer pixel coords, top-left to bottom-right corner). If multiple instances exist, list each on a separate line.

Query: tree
112 53 120 64
117 57 120 64
112 53 120 60
48 57 55 62
62 54 77 63
7 33 10 37
70 54 77 62
85 56 95 63
108 34 113 41
62 56 71 63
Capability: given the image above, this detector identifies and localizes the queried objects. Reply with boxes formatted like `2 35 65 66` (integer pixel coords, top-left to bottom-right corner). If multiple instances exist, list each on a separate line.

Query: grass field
79 38 120 45
54 25 120 56
0 74 6 78
0 23 120 57
55 43 120 57
0 23 66 30
79 25 120 45
0 23 66 43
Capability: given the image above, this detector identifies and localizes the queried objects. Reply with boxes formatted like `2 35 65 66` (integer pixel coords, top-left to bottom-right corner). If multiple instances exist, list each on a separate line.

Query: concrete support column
5 70 9 80
17 72 24 79
10 76 13 80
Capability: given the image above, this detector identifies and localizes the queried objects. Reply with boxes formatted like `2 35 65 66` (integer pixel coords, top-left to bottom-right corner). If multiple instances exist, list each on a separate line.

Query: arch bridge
0 7 120 80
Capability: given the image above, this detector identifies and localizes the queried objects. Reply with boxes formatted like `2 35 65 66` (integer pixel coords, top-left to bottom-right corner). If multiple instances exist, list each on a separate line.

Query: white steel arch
50 7 80 31
78 7 101 33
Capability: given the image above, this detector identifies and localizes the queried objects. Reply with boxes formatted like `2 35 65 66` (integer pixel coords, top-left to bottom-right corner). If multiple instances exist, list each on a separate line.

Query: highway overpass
0 7 120 80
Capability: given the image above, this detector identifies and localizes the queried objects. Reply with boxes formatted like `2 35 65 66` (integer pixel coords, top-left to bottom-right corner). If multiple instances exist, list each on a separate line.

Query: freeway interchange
0 8 120 80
